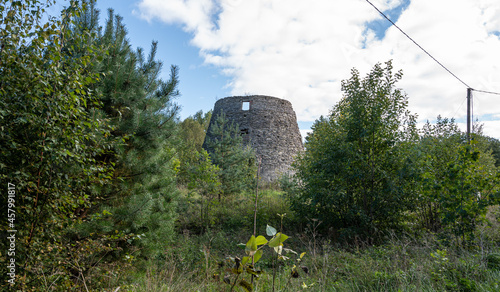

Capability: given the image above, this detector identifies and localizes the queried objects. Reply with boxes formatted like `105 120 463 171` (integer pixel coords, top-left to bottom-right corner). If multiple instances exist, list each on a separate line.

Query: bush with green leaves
0 0 117 289
177 110 213 186
416 117 500 244
288 61 419 242
185 149 222 231
486 253 500 270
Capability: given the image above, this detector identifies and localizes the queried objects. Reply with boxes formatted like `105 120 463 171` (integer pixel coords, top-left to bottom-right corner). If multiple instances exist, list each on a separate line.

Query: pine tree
71 5 181 258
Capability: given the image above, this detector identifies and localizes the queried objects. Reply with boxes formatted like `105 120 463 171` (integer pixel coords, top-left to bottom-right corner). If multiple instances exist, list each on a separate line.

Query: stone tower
203 95 303 182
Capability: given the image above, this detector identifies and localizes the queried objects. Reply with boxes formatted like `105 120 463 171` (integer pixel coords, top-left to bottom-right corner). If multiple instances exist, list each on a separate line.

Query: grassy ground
102 190 500 291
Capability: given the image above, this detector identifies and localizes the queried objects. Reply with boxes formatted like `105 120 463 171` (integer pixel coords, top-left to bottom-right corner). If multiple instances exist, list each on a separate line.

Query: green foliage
417 117 500 244
223 233 267 291
205 111 257 198
186 150 221 195
115 229 500 291
289 60 419 241
185 149 221 231
0 0 116 289
486 253 500 270
430 249 481 291
415 117 464 231
177 110 212 185
175 112 223 231
176 187 291 235
69 5 182 259
430 249 451 281
2 1 498 288
439 145 497 243
180 110 212 151
220 220 307 292
485 137 500 168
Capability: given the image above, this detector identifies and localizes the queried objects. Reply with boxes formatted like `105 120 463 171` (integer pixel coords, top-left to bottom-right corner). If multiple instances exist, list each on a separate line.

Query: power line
365 0 500 96
449 97 467 121
364 0 472 88
472 89 500 96
364 0 500 139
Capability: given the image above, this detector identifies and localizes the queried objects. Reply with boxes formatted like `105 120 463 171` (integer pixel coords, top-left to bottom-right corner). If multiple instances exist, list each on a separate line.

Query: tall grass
106 190 500 291
118 236 500 291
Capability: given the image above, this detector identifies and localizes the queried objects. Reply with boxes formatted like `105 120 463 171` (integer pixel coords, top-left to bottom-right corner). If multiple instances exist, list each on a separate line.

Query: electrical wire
364 0 471 88
364 0 500 96
449 97 467 121
471 89 500 96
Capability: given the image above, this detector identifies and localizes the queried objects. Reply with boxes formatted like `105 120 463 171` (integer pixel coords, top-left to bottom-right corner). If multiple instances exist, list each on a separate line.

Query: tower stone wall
203 95 303 182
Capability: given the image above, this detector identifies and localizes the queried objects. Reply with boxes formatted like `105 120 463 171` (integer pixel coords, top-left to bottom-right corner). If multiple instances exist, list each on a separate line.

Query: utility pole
467 88 472 143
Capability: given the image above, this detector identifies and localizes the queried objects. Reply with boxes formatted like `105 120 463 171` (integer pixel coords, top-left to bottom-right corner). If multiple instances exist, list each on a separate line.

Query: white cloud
375 0 500 126
137 0 500 138
482 120 500 139
136 0 216 32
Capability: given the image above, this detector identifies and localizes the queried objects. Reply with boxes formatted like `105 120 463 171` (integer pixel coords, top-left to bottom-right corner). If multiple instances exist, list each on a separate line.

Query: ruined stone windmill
203 95 303 182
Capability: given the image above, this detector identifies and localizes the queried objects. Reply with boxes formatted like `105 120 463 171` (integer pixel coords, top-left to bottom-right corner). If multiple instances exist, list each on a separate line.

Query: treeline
1 1 499 291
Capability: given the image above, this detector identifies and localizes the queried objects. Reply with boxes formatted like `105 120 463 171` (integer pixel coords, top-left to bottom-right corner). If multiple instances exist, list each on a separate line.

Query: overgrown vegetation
1 1 499 291
203 111 257 200
79 192 500 291
286 61 499 245
288 61 420 242
1 0 116 289
71 3 181 259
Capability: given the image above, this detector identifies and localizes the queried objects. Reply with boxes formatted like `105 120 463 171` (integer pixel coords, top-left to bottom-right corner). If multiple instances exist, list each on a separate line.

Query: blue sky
92 0 232 120
54 0 500 139
364 0 410 41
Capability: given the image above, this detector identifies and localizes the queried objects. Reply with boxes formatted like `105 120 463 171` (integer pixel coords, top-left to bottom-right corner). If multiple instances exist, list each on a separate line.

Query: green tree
68 5 181 259
417 118 500 244
185 149 221 231
0 0 114 289
289 61 419 241
204 111 257 200
416 117 464 231
179 111 211 151
485 136 500 168
177 110 212 185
